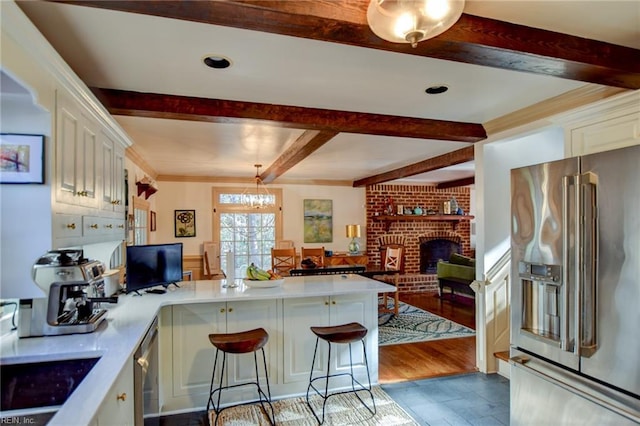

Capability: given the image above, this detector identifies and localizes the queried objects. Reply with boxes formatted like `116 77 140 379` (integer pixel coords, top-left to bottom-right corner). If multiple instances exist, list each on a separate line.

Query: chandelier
241 164 274 209
367 0 465 48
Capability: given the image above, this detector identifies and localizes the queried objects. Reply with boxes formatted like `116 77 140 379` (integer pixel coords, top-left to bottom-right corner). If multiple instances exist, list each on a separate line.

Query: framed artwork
150 211 157 232
303 199 333 243
174 209 196 237
0 133 45 184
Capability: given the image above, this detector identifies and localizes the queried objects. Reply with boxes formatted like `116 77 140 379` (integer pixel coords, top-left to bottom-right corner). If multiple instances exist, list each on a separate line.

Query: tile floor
157 372 510 425
381 373 511 425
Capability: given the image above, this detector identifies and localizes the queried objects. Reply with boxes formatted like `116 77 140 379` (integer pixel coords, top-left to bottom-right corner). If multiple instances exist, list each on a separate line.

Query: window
131 197 150 245
213 187 283 277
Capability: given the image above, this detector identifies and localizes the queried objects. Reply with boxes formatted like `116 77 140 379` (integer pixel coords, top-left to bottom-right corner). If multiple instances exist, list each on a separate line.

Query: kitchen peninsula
0 275 394 425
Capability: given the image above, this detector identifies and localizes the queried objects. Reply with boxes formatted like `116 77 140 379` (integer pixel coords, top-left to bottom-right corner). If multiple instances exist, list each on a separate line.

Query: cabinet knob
105 224 113 229
332 300 336 305
111 200 121 205
324 301 329 306
116 393 127 402
76 190 88 197
90 224 98 229
228 307 233 313
118 224 125 228
66 223 76 230
220 308 225 313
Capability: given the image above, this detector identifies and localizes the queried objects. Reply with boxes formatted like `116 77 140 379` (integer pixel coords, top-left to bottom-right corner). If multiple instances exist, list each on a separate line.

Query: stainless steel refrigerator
510 144 639 425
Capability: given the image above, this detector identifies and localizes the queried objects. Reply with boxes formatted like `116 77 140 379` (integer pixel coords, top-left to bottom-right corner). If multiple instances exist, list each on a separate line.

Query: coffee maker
18 249 114 338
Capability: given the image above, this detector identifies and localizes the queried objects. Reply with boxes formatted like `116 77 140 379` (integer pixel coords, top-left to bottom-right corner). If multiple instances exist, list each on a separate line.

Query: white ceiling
15 1 640 184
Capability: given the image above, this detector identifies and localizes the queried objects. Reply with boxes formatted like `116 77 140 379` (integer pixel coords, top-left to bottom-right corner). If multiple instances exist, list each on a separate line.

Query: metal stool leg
207 348 275 426
306 337 376 425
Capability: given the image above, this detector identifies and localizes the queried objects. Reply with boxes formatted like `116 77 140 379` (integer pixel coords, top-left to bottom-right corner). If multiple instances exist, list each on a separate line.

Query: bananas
246 263 282 281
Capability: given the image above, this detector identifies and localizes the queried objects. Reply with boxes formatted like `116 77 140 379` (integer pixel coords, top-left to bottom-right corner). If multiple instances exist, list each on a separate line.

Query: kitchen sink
0 356 100 420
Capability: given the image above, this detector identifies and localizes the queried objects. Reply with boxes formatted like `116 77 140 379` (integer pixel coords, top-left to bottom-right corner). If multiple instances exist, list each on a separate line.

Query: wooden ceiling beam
56 0 640 89
260 130 339 183
436 176 475 189
353 146 474 187
91 88 486 142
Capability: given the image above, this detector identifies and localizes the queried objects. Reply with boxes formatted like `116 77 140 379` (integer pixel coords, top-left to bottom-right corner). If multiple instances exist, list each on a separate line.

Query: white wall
150 181 366 256
0 92 52 299
476 127 565 275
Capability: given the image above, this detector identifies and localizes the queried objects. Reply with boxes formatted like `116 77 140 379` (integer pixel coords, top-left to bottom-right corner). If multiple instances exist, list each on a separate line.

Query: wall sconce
346 224 362 255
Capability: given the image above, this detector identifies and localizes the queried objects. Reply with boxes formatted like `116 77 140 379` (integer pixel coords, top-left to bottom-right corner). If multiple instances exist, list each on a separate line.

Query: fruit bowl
243 278 285 288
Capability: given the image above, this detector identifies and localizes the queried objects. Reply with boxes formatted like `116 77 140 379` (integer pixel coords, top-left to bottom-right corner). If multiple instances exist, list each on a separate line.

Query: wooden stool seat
310 322 368 344
208 328 268 354
207 328 274 425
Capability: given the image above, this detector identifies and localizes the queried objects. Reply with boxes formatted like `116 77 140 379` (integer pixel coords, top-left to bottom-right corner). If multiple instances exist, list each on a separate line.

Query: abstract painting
0 133 44 184
303 199 332 243
175 210 196 237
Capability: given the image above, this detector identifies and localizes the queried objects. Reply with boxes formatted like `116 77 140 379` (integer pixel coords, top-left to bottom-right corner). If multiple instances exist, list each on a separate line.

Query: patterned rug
378 300 475 346
210 386 417 425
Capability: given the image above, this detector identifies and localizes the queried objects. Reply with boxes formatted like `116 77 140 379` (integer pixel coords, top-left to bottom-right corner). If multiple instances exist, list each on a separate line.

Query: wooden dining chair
271 247 296 276
300 247 325 268
378 246 403 316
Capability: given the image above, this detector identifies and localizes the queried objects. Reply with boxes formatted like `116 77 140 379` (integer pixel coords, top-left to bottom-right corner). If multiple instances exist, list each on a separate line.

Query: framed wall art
0 133 45 184
174 209 196 237
150 211 157 232
303 199 333 243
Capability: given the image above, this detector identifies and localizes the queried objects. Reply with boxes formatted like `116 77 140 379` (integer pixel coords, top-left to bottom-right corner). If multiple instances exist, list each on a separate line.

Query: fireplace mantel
372 214 474 232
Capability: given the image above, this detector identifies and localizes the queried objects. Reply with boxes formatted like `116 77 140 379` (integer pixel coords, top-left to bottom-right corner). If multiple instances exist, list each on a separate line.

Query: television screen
126 243 183 294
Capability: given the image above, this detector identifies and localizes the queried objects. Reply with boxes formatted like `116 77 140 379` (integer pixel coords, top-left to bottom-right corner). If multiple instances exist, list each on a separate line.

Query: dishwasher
134 317 159 426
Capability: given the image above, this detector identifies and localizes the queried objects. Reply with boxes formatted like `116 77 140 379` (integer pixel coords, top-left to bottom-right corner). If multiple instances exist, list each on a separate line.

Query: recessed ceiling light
425 85 449 94
203 55 232 69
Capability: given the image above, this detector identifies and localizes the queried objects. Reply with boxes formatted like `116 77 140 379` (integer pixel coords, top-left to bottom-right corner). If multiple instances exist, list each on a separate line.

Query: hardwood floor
378 291 477 384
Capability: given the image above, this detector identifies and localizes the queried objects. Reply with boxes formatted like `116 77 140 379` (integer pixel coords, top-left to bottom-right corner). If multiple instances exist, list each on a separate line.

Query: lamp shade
346 225 361 238
367 0 465 48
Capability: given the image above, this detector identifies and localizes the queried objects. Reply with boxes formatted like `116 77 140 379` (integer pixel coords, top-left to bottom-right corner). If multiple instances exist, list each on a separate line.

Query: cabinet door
171 303 226 397
570 113 640 156
96 360 134 426
329 294 372 375
226 299 280 386
99 129 126 214
55 93 80 205
100 130 115 211
55 92 98 207
78 112 98 208
112 142 126 214
282 297 330 383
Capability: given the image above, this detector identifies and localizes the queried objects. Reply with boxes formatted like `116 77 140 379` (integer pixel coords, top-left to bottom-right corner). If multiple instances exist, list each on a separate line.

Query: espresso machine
18 249 115 338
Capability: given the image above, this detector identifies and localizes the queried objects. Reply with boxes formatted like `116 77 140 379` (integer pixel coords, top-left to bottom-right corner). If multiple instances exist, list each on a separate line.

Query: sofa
436 253 476 299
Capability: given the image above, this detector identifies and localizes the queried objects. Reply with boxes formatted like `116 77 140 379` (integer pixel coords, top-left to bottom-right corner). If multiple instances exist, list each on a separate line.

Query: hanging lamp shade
367 0 465 48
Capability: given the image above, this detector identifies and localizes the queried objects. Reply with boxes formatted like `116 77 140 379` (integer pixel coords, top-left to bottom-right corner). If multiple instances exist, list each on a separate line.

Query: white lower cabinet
163 299 280 411
96 360 134 425
283 294 375 386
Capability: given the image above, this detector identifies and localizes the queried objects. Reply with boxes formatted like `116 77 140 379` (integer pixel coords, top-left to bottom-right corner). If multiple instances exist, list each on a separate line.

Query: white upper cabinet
99 128 126 214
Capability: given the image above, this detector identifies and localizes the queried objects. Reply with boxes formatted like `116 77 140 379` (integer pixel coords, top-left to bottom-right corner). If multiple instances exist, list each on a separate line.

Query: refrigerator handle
579 171 598 357
561 175 573 353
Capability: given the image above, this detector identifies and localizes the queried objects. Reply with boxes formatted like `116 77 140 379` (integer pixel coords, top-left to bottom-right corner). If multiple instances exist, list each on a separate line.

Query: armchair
436 253 476 299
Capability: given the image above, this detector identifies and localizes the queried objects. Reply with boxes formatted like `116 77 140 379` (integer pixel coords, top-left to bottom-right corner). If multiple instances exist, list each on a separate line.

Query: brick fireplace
365 184 474 293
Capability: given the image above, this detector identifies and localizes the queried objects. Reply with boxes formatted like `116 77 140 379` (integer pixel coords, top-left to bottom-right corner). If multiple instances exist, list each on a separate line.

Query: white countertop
0 274 394 425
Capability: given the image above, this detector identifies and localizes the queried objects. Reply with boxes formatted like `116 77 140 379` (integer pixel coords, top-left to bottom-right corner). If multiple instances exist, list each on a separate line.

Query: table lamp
346 224 361 254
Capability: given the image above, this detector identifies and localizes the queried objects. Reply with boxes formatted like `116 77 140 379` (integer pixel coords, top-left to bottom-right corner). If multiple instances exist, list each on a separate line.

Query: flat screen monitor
126 243 183 294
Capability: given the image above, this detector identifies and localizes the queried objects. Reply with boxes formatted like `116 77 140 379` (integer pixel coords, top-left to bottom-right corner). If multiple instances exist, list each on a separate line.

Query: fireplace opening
420 239 461 273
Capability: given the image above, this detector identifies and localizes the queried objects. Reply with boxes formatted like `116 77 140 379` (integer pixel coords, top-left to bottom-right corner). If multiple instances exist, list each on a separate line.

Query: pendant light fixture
367 0 465 48
241 164 274 209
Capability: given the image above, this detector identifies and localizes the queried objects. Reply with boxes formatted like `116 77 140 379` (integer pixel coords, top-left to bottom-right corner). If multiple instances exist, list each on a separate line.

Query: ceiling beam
353 146 474 187
436 176 475 189
57 0 640 89
91 88 486 142
260 130 339 184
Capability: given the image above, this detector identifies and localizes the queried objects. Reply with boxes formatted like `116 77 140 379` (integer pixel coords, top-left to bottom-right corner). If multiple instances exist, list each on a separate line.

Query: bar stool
207 328 275 425
306 322 376 424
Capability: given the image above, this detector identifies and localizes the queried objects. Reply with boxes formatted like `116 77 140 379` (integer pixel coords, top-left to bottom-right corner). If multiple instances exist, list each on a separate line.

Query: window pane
218 211 276 276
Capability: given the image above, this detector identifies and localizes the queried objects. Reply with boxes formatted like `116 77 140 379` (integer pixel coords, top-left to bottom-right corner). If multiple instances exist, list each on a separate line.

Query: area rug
378 300 475 346
210 386 417 425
